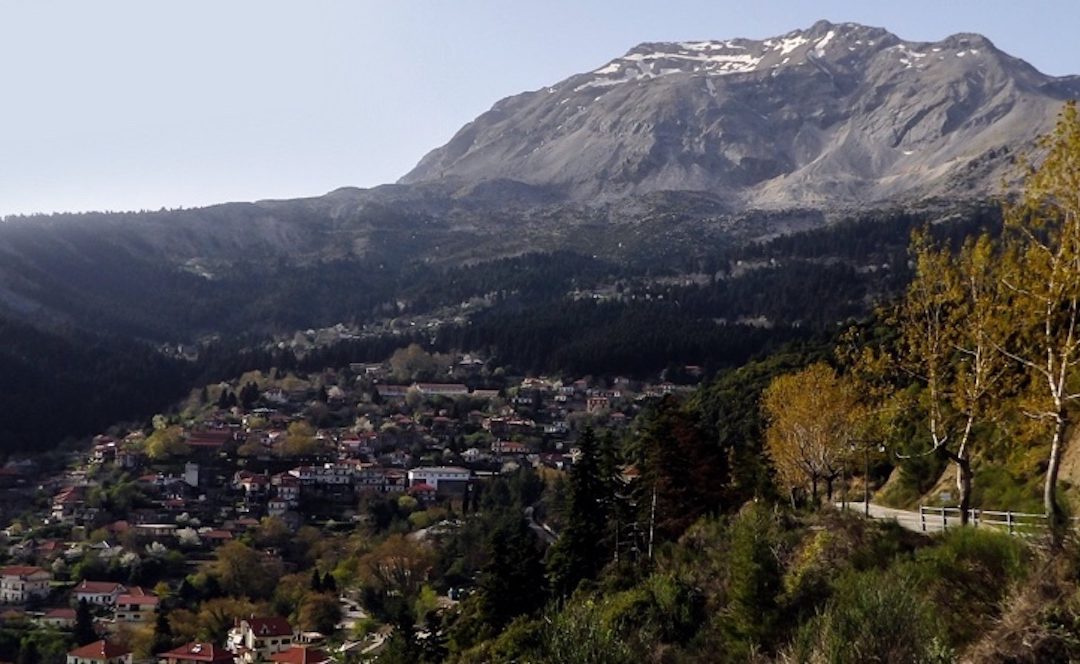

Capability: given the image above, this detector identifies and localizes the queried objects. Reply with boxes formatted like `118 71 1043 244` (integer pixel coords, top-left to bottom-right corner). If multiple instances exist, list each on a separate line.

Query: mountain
0 20 1043 452
3 20 1073 344
402 20 1080 206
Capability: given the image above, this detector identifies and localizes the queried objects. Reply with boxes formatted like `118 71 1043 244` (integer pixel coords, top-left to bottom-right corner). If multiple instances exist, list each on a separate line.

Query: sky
2 1 1079 216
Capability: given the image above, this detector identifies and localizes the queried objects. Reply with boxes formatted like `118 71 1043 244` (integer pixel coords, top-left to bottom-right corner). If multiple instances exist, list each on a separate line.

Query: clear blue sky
2 1 1078 216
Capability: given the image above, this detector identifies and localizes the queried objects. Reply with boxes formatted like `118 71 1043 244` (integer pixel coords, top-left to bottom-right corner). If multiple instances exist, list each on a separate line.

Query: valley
2 15 1080 664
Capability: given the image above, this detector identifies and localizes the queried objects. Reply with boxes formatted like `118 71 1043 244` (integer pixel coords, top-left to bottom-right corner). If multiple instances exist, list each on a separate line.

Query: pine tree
477 515 546 632
640 397 729 540
546 427 608 597
311 568 324 592
323 571 337 593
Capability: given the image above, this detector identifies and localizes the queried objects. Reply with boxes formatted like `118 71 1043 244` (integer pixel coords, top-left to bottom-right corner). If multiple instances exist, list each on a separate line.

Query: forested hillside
430 102 1080 664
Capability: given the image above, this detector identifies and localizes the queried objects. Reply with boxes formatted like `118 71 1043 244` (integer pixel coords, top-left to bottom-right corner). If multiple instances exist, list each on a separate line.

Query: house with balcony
0 565 52 603
227 616 295 663
113 587 158 622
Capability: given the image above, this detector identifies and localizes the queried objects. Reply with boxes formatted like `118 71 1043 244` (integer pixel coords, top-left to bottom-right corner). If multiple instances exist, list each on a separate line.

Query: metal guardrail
917 505 1080 536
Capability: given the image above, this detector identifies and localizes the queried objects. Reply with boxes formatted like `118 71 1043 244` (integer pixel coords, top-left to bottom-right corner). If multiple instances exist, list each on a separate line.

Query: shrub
902 527 1028 645
786 568 952 664
726 503 783 647
538 599 637 664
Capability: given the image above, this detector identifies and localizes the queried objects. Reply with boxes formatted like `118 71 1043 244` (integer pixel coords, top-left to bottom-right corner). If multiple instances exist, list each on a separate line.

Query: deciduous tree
762 363 861 504
896 231 1006 524
998 101 1080 540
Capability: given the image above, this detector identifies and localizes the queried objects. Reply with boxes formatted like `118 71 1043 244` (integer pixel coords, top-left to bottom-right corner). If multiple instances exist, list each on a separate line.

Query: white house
0 565 52 603
73 580 126 607
113 587 158 622
66 639 131 664
227 616 295 663
406 466 471 495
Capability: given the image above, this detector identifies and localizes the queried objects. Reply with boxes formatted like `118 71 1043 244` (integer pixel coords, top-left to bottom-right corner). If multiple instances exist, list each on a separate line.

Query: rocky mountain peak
401 21 1079 208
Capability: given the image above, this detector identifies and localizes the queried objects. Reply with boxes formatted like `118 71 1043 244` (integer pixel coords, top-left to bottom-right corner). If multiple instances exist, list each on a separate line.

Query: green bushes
901 527 1028 645
449 506 1039 662
787 569 952 664
536 599 639 664
971 464 1044 514
725 503 783 647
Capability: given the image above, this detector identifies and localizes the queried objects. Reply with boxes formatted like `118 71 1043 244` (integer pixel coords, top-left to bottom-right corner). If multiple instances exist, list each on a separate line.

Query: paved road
838 501 947 533
525 505 559 545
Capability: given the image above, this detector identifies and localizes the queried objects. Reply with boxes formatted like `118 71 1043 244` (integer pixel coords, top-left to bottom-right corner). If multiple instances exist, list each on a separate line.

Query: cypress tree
74 598 95 645
152 606 173 653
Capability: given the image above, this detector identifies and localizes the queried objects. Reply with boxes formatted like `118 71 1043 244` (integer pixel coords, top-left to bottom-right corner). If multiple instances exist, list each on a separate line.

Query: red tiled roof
246 616 293 637
43 607 76 619
117 590 158 606
269 645 331 664
0 565 46 578
54 490 83 504
159 641 234 662
75 580 125 594
68 639 131 659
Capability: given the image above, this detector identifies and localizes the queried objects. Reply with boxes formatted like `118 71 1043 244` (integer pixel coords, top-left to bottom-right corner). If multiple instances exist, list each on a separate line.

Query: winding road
838 501 947 533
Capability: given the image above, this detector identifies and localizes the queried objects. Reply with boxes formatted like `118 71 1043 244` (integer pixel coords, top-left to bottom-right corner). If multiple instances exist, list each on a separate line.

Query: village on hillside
0 345 698 662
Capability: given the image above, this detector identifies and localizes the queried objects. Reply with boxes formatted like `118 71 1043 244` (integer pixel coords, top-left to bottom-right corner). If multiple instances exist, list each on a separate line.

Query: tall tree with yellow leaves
997 101 1080 541
896 230 1005 525
762 363 862 505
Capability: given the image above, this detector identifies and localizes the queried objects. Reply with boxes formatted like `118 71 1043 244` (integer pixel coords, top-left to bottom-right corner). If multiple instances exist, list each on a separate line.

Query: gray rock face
401 20 1080 207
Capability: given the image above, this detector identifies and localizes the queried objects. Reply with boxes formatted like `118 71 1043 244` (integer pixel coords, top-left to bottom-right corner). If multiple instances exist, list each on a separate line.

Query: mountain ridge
401 20 1080 206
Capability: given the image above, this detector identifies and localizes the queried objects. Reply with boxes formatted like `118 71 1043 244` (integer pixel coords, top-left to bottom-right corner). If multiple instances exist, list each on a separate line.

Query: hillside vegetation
430 102 1080 663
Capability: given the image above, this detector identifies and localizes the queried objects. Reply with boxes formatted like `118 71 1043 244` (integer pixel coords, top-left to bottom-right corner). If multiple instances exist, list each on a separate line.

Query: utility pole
864 443 871 516
647 485 657 560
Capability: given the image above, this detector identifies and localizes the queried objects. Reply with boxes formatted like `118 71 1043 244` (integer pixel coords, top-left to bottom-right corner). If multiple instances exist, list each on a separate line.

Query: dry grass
962 552 1080 663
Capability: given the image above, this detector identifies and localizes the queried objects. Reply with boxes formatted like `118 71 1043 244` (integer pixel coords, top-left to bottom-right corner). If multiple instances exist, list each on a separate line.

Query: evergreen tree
380 627 420 664
476 515 547 632
311 568 324 592
177 577 198 604
546 427 609 597
418 611 449 663
74 598 95 645
15 639 38 664
639 397 729 541
152 606 173 654
726 504 782 649
323 571 337 593
240 382 259 410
